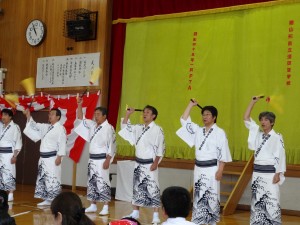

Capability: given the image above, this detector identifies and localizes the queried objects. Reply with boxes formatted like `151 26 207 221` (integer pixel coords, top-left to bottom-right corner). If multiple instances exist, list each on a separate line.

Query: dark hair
0 212 16 225
143 105 158 120
94 107 107 116
259 111 276 126
51 192 95 225
161 186 191 218
201 106 218 123
51 108 62 121
1 109 13 119
0 191 15 225
0 190 8 212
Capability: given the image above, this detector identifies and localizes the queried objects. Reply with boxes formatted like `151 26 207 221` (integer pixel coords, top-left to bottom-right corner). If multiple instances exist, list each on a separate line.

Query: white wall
61 153 300 211
61 143 117 187
238 177 300 211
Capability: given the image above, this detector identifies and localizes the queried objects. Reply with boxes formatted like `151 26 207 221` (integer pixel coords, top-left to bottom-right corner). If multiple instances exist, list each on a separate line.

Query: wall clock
26 19 46 46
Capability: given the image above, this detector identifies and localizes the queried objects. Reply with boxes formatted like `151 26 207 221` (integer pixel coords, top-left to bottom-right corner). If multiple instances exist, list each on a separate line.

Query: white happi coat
245 118 286 225
24 117 66 200
162 218 197 225
176 116 232 225
0 121 22 191
119 119 165 208
75 119 116 202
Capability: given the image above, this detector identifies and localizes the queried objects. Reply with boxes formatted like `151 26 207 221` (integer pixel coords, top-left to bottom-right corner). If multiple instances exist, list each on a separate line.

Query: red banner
51 93 99 162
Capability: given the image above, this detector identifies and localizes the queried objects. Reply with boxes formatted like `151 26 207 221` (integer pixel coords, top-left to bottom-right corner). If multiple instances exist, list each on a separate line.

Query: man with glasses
176 100 232 225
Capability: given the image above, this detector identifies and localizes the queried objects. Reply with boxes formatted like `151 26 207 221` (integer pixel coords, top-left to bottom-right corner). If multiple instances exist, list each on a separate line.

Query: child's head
161 186 191 218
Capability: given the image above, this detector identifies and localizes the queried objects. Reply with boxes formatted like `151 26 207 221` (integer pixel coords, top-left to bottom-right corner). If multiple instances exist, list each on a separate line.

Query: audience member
161 186 196 225
0 190 16 225
51 191 95 225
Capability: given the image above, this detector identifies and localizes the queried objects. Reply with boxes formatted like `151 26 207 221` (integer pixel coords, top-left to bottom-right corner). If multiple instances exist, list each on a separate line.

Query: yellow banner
117 2 300 164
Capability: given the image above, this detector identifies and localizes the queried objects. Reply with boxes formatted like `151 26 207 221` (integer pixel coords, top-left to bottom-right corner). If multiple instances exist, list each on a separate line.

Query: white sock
102 205 109 210
132 210 139 217
153 212 159 218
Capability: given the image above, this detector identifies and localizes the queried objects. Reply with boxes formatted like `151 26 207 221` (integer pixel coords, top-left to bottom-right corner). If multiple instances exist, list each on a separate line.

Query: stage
8 184 299 225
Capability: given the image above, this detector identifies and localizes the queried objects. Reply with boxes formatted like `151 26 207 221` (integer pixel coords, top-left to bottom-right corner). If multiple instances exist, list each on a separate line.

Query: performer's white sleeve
23 117 48 143
217 129 232 163
13 125 22 151
74 118 93 142
57 127 67 156
154 127 165 158
107 125 117 163
274 134 286 174
274 134 286 185
118 118 136 146
244 118 260 151
176 116 197 148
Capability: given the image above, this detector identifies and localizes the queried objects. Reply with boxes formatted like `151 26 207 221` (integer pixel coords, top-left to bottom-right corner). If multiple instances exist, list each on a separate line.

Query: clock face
26 19 46 46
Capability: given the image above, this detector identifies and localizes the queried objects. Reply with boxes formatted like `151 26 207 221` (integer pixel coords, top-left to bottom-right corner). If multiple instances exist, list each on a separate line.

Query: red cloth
51 93 99 163
109 219 138 225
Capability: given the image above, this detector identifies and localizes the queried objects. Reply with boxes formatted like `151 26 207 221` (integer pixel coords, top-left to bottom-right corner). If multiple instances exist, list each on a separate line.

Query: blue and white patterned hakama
132 163 160 208
251 171 281 225
87 158 111 202
192 165 220 225
0 150 16 191
34 157 61 201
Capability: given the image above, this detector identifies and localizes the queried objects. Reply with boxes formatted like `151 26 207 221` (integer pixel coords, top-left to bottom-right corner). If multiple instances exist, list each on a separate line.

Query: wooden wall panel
0 0 112 106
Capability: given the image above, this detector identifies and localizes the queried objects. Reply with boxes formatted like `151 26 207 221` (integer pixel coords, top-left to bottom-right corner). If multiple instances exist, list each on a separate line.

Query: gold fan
89 67 102 85
20 77 35 96
4 93 19 108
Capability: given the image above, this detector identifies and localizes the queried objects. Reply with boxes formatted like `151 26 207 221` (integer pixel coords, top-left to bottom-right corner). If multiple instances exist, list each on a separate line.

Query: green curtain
116 1 300 164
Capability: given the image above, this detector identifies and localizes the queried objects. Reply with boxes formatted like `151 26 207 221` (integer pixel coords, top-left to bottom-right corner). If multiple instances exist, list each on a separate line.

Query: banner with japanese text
117 1 300 164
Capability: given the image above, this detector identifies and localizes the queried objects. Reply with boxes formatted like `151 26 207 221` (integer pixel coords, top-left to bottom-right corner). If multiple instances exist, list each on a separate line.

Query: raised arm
23 108 31 122
122 107 135 124
77 97 83 120
182 99 198 120
243 96 260 121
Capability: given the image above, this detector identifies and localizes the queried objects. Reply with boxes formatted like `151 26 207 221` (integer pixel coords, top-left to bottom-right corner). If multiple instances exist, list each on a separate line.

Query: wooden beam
222 154 254 216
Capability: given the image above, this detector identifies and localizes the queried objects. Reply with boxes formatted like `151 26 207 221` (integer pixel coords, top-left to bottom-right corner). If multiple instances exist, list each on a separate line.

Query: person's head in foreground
51 191 95 225
161 186 192 219
0 190 16 225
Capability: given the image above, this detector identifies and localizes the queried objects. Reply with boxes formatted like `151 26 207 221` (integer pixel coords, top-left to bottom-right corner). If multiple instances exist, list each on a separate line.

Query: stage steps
221 155 254 215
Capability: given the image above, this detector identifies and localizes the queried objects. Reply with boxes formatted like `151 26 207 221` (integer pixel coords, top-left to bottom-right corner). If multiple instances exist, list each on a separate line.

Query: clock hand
32 24 37 36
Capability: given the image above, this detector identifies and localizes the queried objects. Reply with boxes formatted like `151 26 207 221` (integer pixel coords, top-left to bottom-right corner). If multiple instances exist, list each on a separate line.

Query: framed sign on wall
36 52 100 88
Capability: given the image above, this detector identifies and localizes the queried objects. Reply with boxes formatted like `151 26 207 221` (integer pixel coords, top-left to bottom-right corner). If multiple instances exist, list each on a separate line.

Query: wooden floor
10 184 300 225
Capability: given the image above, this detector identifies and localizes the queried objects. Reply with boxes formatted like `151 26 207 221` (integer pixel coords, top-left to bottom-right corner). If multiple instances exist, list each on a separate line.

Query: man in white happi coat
119 105 165 224
0 109 22 202
244 96 286 225
75 97 116 215
23 108 66 206
161 186 196 225
176 100 232 225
